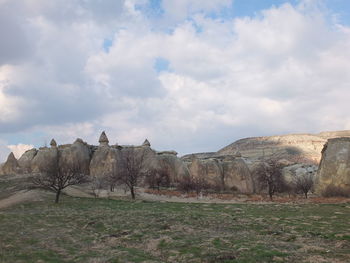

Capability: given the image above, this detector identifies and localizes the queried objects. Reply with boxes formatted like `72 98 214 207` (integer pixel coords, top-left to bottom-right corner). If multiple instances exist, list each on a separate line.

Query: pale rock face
31 147 58 173
222 157 255 193
186 156 254 194
90 146 120 177
18 148 38 173
187 157 222 188
155 153 189 185
282 164 318 185
59 139 91 175
217 131 350 164
315 138 350 194
0 152 21 175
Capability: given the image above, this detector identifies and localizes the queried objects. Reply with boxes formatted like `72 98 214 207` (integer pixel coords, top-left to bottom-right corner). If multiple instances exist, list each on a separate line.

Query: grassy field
0 193 349 263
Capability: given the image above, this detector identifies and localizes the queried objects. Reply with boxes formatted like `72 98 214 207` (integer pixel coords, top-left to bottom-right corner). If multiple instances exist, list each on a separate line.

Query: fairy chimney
50 139 57 148
99 131 109 147
142 139 151 147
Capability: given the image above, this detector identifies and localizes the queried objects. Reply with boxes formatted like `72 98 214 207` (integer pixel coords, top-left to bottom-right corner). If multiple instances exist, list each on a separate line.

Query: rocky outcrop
185 155 254 194
31 147 58 173
155 153 189 185
90 146 120 177
282 164 318 186
142 139 151 147
50 139 57 147
0 152 21 175
5 130 350 196
18 149 38 173
99 131 109 147
217 130 350 164
315 137 350 194
59 139 91 174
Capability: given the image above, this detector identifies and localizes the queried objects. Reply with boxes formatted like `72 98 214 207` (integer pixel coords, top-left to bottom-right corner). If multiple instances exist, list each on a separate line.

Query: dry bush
294 173 314 198
322 185 350 198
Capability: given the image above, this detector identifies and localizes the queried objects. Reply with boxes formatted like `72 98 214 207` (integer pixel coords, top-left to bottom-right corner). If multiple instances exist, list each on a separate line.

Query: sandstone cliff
184 155 254 194
315 137 350 195
0 133 190 190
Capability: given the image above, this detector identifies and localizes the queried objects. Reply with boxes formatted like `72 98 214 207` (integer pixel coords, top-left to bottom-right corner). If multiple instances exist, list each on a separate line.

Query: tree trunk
130 186 135 199
55 189 61 203
268 185 273 200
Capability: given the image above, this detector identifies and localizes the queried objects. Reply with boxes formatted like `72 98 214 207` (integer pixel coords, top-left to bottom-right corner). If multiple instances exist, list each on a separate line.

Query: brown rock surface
89 146 120 177
59 139 91 175
99 131 109 146
31 147 58 173
155 153 189 185
186 155 254 194
0 152 21 175
315 137 350 194
18 148 37 173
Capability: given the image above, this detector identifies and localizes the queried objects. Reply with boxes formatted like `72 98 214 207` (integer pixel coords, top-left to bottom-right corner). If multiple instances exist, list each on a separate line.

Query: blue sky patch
154 57 170 73
103 38 113 52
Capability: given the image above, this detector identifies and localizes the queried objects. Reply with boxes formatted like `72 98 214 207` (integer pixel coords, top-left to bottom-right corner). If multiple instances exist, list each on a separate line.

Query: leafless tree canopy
116 147 148 199
32 153 89 203
254 158 286 200
294 173 314 198
146 162 171 191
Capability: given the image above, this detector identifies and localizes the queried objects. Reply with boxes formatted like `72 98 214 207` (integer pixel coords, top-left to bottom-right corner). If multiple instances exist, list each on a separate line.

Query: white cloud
7 144 34 159
0 1 350 155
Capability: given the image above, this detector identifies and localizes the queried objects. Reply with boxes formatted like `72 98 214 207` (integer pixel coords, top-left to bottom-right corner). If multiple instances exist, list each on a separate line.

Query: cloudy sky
0 0 350 161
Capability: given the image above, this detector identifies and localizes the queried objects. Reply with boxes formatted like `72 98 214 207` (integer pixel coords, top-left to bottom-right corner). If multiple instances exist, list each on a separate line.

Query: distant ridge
183 130 350 164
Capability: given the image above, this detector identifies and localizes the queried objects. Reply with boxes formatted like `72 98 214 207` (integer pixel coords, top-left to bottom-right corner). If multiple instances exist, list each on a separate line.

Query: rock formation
0 152 21 175
184 155 254 194
3 130 350 196
315 137 350 195
99 131 109 147
60 139 91 175
50 139 57 147
282 164 318 186
90 145 119 177
142 139 151 147
210 130 350 164
155 152 188 185
31 147 58 173
222 131 350 163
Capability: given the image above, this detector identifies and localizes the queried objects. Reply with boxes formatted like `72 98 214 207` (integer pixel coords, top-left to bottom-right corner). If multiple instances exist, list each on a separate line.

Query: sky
1 0 350 162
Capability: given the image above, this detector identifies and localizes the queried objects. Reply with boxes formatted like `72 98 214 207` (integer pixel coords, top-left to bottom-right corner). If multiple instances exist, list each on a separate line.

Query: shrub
322 185 350 198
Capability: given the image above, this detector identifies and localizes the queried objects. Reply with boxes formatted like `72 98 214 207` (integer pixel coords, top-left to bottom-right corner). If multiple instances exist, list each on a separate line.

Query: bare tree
177 175 195 193
116 147 147 199
294 173 314 198
103 162 119 192
192 176 209 196
146 161 171 191
90 176 107 198
254 159 286 200
32 156 89 203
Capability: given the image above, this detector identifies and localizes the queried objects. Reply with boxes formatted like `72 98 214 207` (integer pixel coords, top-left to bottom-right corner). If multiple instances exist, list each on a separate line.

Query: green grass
0 194 349 262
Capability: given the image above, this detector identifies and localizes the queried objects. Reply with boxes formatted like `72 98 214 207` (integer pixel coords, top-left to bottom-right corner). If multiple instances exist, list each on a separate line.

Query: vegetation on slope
0 194 349 263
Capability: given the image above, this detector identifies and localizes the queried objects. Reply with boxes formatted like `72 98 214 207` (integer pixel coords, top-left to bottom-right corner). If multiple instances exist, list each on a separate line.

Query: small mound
0 190 45 209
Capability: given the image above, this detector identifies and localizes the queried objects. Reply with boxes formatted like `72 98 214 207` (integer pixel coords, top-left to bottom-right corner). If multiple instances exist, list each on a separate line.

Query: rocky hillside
217 131 350 164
